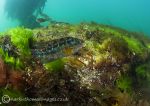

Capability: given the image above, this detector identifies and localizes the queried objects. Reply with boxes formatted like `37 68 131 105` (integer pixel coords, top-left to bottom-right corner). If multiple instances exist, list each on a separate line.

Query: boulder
0 58 7 87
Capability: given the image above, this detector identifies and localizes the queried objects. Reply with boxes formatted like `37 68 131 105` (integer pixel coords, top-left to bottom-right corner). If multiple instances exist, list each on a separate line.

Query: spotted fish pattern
31 37 83 63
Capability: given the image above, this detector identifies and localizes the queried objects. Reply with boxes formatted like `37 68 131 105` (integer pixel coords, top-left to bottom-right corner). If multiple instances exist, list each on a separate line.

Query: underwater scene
0 0 150 106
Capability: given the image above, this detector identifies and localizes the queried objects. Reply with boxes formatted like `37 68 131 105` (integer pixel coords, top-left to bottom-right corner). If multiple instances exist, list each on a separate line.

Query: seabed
0 22 150 106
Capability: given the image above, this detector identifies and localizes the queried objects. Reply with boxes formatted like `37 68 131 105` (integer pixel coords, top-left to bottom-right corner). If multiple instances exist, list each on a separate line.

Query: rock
0 58 7 87
8 70 25 91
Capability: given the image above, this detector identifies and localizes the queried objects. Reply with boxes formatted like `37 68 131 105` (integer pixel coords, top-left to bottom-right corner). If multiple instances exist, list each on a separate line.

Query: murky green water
0 0 150 36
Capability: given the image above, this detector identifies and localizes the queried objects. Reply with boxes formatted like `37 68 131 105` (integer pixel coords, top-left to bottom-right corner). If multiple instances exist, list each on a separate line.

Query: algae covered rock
0 58 7 87
8 27 33 56
0 22 150 105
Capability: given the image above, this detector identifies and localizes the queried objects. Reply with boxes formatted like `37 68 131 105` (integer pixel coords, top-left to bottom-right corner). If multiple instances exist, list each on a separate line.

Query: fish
36 18 50 23
31 37 83 63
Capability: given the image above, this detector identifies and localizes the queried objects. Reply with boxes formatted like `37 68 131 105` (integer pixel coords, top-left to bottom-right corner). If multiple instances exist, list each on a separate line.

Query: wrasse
36 18 50 23
31 37 83 63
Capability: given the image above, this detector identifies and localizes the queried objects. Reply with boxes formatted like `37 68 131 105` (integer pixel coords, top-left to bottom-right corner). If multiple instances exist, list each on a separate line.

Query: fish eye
67 38 73 44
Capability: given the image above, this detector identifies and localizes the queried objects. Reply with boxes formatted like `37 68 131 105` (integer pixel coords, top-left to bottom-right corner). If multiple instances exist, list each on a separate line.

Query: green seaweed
0 48 23 70
100 37 128 53
0 22 150 105
44 58 66 72
0 32 4 37
0 88 29 106
136 65 147 78
123 36 145 54
9 27 33 56
1 88 24 99
0 48 15 65
0 48 5 58
136 63 150 85
99 24 147 55
116 75 132 92
84 40 100 55
148 44 150 49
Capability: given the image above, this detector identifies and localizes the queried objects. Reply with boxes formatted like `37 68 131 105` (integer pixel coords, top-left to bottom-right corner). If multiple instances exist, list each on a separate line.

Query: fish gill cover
0 0 150 106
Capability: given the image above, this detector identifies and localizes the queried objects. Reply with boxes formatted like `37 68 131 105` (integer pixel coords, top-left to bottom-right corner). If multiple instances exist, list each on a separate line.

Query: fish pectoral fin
63 47 73 55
